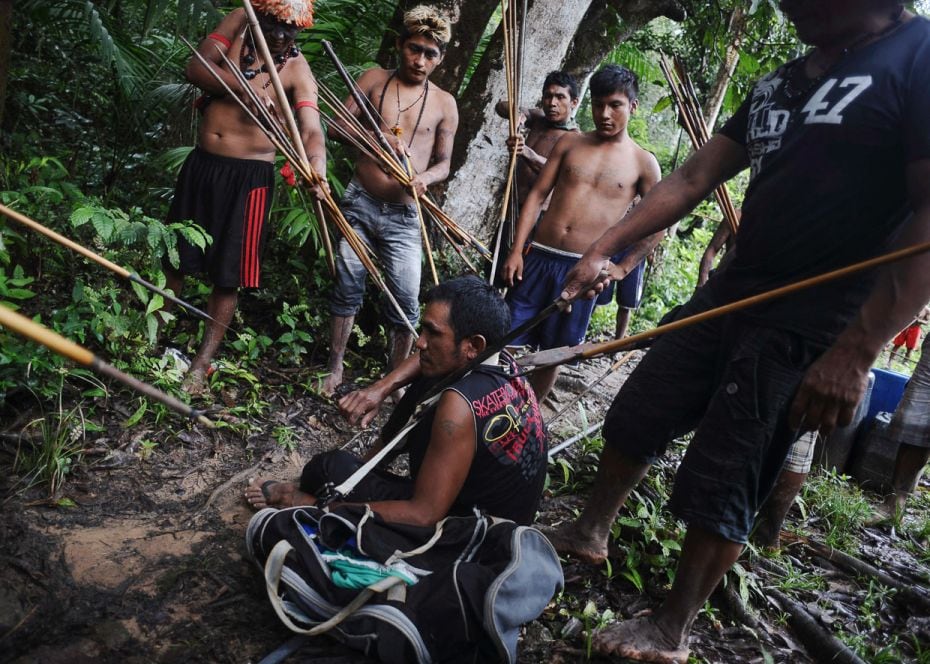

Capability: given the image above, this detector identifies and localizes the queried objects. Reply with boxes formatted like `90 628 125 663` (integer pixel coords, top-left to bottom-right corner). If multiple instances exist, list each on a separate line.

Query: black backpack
246 504 563 663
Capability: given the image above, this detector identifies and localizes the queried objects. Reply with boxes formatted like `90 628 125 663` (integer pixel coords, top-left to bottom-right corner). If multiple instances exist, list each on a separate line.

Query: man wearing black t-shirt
246 276 548 526
545 1 930 661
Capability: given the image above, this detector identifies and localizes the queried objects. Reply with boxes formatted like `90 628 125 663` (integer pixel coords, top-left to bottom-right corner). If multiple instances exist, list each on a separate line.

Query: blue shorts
603 286 827 543
506 244 597 349
595 248 646 309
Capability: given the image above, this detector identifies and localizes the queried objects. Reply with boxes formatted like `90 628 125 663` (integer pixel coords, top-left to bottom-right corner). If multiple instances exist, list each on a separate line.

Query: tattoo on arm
440 419 464 437
432 127 454 164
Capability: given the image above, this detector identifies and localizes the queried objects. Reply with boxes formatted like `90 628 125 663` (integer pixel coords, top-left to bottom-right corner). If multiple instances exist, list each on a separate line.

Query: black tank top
381 353 548 524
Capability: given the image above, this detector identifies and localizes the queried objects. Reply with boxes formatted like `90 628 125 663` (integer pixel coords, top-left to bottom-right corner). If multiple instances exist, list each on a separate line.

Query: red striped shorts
167 147 274 288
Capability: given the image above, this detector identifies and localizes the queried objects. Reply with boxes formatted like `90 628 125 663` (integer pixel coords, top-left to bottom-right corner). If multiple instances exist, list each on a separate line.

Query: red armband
207 32 231 49
295 100 319 112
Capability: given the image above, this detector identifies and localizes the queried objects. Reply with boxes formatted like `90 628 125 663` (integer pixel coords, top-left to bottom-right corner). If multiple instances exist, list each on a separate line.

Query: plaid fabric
783 431 818 474
888 337 930 447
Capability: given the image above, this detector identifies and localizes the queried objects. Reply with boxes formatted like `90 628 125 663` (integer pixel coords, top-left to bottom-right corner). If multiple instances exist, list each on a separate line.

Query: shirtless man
502 65 662 401
491 72 579 284
164 1 326 394
496 70 580 209
322 6 459 396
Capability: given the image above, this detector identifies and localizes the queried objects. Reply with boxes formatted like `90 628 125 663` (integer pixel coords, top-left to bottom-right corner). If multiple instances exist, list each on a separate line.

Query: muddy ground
1 348 929 663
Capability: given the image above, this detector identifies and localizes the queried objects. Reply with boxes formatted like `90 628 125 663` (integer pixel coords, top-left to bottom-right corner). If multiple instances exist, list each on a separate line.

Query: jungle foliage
4 4 930 662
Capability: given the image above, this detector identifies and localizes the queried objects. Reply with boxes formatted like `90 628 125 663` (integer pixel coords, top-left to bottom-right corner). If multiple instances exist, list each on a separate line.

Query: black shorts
603 286 827 543
300 450 414 502
167 147 274 288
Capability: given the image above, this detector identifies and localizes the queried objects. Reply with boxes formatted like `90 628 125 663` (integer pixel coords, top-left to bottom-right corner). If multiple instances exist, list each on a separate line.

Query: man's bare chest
526 128 571 159
560 152 637 195
370 89 442 145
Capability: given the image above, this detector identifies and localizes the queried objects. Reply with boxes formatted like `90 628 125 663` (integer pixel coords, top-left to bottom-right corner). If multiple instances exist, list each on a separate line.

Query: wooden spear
0 304 214 428
240 0 336 277
489 0 522 286
518 240 930 369
184 39 419 338
320 40 443 283
659 55 740 235
0 203 217 327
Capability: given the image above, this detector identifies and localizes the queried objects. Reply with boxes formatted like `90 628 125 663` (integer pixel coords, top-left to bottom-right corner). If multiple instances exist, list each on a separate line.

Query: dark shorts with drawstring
603 286 828 543
167 147 274 288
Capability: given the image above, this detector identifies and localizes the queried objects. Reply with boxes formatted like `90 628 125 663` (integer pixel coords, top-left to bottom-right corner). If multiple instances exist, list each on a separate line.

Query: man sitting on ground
502 65 662 401
246 276 548 526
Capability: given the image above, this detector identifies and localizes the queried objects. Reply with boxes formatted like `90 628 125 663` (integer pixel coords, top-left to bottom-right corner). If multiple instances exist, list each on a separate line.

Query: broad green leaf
123 400 148 427
145 294 164 316
130 280 148 303
71 206 95 227
91 210 115 241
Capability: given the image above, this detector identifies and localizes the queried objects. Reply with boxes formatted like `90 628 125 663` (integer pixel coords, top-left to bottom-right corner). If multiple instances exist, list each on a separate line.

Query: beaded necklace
377 70 429 149
240 27 299 88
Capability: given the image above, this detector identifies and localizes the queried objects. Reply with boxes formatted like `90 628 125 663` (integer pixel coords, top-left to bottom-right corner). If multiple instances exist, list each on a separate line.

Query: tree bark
375 0 499 96
442 0 687 237
0 0 12 129
441 0 594 235
561 0 686 94
701 5 746 131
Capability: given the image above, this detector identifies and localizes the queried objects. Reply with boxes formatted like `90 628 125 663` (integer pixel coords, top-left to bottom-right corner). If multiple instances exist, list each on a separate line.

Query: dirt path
2 351 927 662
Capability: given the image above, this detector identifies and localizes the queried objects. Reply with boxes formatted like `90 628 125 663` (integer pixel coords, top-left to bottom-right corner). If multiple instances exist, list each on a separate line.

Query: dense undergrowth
3 4 930 663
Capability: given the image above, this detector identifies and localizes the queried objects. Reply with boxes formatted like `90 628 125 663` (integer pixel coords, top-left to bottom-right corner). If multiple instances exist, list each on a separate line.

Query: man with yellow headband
321 6 460 397
163 0 326 395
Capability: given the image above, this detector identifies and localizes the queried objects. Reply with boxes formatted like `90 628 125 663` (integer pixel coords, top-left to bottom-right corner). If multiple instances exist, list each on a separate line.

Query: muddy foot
244 478 316 510
540 523 608 565
182 368 209 397
593 617 689 664
865 502 901 528
317 372 342 399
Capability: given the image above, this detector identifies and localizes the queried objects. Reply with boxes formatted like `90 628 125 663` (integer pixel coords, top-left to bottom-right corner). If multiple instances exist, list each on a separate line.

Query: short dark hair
424 275 510 346
589 65 638 102
543 71 579 101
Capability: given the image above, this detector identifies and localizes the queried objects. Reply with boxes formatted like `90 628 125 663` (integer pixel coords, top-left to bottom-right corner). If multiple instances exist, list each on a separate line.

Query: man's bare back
534 132 659 254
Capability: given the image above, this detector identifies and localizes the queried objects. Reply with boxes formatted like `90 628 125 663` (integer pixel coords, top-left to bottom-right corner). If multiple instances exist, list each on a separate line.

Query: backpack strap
264 539 405 635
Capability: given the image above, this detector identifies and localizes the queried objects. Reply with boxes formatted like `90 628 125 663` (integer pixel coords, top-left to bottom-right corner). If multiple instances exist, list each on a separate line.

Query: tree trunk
561 0 686 94
441 0 594 236
0 0 11 129
702 5 746 131
442 0 687 238
375 0 499 96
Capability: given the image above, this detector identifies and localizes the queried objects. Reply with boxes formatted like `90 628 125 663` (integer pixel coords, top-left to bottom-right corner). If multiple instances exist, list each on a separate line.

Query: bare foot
182 368 209 397
319 371 342 398
751 522 781 551
593 617 689 664
540 523 608 565
244 478 317 510
865 501 901 528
